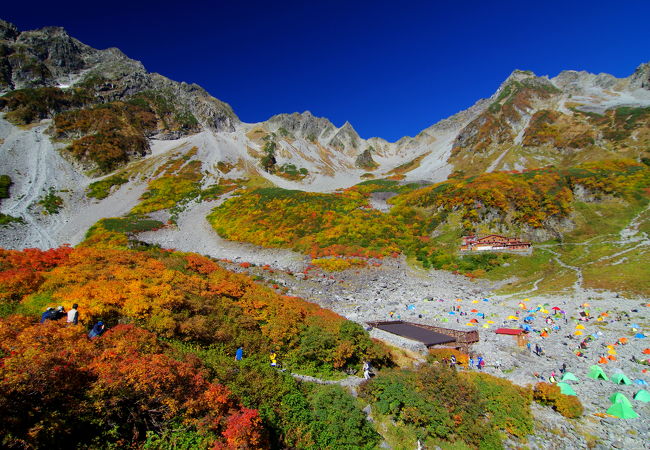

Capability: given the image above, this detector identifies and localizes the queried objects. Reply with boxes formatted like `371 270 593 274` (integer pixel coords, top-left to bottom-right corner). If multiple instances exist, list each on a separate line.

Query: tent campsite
634 390 650 402
587 365 608 381
606 402 639 419
611 373 632 385
560 372 579 382
556 382 577 396
609 393 632 407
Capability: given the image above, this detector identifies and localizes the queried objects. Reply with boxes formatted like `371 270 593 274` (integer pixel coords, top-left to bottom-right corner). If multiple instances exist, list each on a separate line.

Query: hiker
389 311 394 319
478 356 485 371
52 306 66 320
469 357 474 369
235 346 243 361
40 307 56 323
88 321 105 339
363 361 372 379
527 342 532 353
560 362 567 374
270 350 277 367
67 303 79 325
450 354 457 366
534 344 541 356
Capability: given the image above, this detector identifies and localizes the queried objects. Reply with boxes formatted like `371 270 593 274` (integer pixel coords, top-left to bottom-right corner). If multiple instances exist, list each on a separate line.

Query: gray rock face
328 121 361 150
552 70 619 94
0 19 238 132
355 146 378 170
629 62 650 90
267 111 337 141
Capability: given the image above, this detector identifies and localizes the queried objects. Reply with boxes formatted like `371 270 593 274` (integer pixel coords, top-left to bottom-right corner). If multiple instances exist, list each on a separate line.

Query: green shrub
88 217 164 235
38 188 63 214
0 214 24 226
86 174 128 200
0 175 12 199
308 385 380 449
464 372 533 437
360 365 502 448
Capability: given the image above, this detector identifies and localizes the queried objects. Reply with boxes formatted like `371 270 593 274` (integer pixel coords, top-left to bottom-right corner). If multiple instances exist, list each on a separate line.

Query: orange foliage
0 319 264 448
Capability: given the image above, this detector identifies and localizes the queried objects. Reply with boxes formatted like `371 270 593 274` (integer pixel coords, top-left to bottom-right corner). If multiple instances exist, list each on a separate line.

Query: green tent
587 365 608 381
561 372 579 382
634 389 650 402
609 393 632 407
556 382 577 396
611 373 632 385
606 402 639 419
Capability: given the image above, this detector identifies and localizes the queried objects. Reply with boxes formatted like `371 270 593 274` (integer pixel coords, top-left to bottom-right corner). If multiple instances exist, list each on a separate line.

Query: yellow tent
608 349 617 355
574 330 583 336
487 320 495 324
507 315 519 320
482 324 490 328
541 309 549 314
575 324 585 330
466 322 475 326
472 300 479 303
523 298 530 302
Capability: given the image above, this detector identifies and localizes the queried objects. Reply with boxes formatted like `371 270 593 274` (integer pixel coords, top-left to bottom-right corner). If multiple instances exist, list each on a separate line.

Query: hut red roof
495 328 523 335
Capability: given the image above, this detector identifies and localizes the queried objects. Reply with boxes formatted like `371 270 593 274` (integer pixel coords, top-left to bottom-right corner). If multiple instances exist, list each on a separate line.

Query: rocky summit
0 17 649 450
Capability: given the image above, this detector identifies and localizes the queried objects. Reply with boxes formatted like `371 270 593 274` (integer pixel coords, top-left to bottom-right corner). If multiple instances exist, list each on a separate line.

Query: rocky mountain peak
267 111 337 140
0 19 19 41
551 69 618 94
629 61 650 90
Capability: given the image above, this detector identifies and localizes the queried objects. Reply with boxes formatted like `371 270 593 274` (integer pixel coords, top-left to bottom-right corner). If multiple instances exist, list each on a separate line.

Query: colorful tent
609 393 632 407
635 333 646 338
634 389 650 402
611 373 632 385
633 379 648 386
561 372 579 382
575 324 585 330
606 402 639 419
642 348 650 354
587 365 608 380
557 382 577 396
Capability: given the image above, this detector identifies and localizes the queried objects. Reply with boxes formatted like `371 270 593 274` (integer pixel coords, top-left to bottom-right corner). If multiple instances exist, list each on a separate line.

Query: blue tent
524 316 534 321
635 333 646 339
521 324 532 332
448 311 456 315
634 379 648 386
482 298 489 302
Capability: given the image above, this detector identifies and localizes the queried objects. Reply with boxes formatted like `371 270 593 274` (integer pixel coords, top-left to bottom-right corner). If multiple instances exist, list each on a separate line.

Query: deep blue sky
4 1 650 141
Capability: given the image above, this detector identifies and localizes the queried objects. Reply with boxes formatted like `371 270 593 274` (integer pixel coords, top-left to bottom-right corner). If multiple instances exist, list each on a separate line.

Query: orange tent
470 309 478 313
608 355 617 361
642 349 650 355
469 318 479 323
618 337 628 344
540 331 548 337
598 357 609 364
